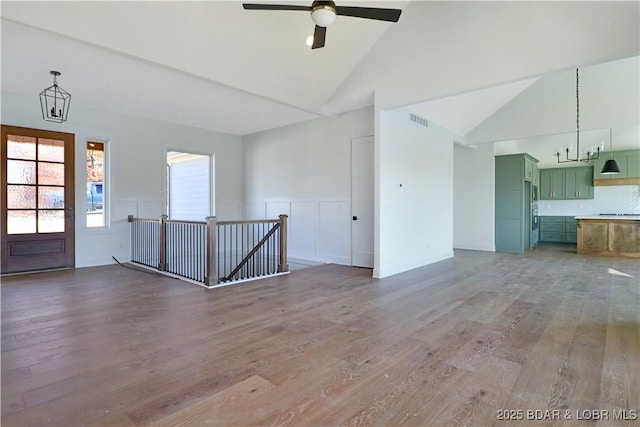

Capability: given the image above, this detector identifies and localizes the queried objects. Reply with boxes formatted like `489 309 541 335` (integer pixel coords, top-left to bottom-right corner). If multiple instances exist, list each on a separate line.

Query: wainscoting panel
138 200 164 219
290 201 318 258
245 198 351 265
216 199 243 221
245 201 266 220
112 199 140 225
266 201 291 220
318 200 351 264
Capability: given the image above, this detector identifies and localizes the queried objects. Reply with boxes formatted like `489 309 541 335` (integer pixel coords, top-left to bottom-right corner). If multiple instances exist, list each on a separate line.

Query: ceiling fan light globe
305 35 314 47
311 7 336 27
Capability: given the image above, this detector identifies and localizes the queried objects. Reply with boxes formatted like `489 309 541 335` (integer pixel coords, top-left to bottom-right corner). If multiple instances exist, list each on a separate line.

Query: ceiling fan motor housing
311 0 337 27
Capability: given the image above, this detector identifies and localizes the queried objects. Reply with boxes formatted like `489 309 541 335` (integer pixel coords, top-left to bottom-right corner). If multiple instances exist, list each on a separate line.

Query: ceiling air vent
409 113 429 128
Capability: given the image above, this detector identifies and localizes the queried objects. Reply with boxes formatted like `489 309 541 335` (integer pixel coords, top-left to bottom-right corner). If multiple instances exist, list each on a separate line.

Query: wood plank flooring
2 248 639 426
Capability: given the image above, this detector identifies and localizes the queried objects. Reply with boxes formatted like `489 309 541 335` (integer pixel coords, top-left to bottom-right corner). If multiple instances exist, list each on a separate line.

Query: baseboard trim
373 251 454 279
453 243 495 252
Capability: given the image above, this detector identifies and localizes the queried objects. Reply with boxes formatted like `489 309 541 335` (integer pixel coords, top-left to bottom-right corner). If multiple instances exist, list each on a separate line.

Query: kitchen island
576 215 640 258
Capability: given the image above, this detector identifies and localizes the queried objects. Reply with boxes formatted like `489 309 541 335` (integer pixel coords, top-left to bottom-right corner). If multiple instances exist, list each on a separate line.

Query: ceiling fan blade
243 3 311 11
335 6 401 22
312 25 326 49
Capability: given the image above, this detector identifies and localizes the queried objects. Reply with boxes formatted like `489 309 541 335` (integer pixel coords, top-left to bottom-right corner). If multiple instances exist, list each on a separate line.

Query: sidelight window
86 141 106 227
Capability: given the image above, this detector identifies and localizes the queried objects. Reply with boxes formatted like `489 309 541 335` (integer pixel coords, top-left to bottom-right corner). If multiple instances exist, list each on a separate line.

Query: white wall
376 107 456 278
467 56 640 145
331 2 639 111
453 143 495 251
1 91 243 268
243 107 373 265
539 186 640 216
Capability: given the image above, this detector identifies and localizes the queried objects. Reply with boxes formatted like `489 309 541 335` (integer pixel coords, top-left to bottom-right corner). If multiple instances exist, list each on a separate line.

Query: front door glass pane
38 210 65 233
7 160 36 184
38 162 64 186
38 187 65 209
38 139 65 163
5 134 67 235
7 210 37 234
7 185 36 209
7 136 36 160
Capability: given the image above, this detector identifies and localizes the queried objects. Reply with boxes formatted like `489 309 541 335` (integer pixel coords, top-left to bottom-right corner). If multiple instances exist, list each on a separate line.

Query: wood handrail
128 215 281 226
216 218 282 225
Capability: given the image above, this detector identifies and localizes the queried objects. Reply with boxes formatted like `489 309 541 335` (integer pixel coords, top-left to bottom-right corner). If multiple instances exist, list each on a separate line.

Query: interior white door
351 136 374 268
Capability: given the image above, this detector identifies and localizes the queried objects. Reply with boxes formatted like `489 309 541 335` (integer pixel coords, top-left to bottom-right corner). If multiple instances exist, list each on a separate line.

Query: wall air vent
409 113 429 128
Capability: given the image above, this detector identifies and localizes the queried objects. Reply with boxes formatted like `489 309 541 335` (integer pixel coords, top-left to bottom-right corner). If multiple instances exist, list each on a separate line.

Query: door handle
352 216 358 221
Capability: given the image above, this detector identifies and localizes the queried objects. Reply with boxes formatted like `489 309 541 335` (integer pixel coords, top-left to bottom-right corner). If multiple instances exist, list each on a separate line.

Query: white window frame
86 139 109 229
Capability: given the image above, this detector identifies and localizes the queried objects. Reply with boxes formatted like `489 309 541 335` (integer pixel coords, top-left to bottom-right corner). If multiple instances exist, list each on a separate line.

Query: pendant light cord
609 128 613 159
576 68 579 158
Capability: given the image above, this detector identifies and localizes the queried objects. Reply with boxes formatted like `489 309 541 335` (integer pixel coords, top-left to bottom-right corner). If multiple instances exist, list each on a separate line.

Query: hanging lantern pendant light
39 70 71 123
600 128 621 175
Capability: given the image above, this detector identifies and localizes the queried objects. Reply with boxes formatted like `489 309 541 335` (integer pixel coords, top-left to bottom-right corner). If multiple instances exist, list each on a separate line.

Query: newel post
158 214 168 271
278 214 289 273
205 216 218 287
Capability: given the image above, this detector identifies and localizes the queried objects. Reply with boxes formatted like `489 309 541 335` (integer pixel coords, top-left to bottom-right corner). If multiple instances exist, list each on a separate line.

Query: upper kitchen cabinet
593 149 640 184
540 169 565 199
564 166 594 199
524 156 540 187
524 157 535 182
540 166 593 200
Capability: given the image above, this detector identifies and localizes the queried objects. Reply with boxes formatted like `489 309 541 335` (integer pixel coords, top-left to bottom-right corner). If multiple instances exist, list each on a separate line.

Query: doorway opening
166 151 213 221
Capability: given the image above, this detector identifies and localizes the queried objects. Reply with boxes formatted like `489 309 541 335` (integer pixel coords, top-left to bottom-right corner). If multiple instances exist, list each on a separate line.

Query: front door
1 125 75 274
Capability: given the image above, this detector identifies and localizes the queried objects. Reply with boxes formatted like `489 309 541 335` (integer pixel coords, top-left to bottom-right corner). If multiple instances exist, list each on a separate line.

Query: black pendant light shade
600 128 620 175
600 159 620 175
39 71 71 123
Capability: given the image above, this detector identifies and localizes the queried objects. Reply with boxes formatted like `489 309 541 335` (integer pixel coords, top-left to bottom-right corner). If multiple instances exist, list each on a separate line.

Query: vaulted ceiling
1 1 639 136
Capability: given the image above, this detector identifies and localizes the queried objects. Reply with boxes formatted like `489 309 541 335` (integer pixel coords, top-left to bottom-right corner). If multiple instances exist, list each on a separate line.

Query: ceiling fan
243 1 402 49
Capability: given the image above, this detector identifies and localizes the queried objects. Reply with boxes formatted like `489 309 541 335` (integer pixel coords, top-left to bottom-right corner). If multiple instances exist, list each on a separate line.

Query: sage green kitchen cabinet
565 217 578 243
540 169 565 199
539 216 577 243
495 153 539 253
564 167 593 199
594 149 640 180
540 166 593 200
524 157 535 182
628 151 640 177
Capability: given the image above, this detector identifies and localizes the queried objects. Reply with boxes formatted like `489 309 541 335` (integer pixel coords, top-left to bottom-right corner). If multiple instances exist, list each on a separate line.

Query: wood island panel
577 219 640 258
611 222 640 252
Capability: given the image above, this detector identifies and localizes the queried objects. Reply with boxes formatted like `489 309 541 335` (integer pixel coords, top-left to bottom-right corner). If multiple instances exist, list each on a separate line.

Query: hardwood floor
1 249 639 426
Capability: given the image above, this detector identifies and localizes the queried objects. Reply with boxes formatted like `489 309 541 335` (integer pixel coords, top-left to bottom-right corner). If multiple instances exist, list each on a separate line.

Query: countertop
575 215 640 220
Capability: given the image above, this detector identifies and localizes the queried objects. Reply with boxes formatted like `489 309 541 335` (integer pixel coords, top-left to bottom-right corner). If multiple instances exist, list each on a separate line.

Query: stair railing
128 214 288 287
